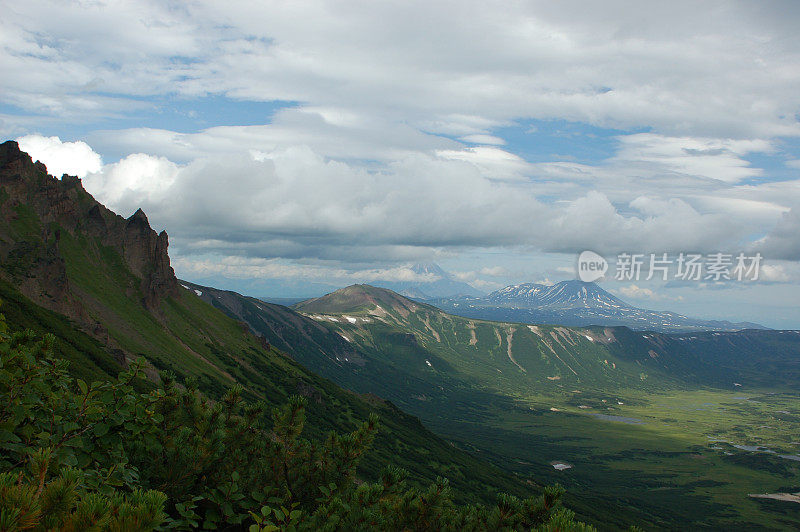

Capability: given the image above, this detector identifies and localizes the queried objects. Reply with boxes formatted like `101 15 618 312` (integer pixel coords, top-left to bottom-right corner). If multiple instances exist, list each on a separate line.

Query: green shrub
0 303 593 530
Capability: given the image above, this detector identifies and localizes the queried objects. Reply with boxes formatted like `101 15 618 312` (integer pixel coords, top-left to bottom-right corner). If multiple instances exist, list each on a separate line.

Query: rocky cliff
0 140 179 324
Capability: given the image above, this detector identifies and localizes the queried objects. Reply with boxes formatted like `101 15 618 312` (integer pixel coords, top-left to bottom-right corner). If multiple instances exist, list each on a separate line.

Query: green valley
270 285 800 529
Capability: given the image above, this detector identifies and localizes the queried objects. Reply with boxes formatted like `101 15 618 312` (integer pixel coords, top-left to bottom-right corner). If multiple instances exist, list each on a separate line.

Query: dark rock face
0 140 179 317
122 208 179 310
0 141 48 186
259 335 271 351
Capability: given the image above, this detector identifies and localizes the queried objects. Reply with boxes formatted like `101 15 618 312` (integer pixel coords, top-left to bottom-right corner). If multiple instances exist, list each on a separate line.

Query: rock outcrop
0 140 179 319
122 208 179 310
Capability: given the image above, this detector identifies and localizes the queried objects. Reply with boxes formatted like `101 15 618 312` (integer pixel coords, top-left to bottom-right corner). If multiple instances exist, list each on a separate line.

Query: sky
2 1 800 327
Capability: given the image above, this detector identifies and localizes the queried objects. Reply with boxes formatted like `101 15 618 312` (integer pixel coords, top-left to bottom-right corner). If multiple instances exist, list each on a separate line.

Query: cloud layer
3 1 800 299
21 134 777 265
3 1 800 138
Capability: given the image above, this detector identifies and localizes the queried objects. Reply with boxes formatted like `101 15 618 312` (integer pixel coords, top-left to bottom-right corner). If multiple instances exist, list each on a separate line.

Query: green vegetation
0 278 121 383
0 307 592 530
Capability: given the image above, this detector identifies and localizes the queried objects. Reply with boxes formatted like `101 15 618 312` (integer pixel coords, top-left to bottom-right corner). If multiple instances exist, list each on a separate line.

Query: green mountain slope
0 140 535 505
181 281 364 370
282 284 800 529
294 284 800 395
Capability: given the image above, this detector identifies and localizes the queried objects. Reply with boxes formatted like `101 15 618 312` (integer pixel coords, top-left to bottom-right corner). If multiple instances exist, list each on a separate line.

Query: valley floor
414 387 800 530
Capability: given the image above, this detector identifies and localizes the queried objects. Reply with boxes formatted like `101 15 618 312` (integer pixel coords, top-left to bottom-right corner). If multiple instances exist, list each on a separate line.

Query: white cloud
755 207 800 260
436 146 531 181
546 191 741 254
16 135 102 178
610 134 772 183
87 106 462 165
3 1 800 139
469 278 505 290
451 267 509 290
173 256 440 284
72 138 757 266
613 284 680 302
759 264 792 283
83 153 180 210
479 266 509 277
615 284 656 300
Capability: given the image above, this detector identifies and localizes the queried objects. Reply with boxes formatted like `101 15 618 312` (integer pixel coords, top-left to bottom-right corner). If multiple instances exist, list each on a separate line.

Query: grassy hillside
292 285 800 397
0 278 122 384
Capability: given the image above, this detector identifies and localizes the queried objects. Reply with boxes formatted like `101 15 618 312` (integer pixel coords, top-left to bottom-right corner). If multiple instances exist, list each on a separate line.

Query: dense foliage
0 304 593 530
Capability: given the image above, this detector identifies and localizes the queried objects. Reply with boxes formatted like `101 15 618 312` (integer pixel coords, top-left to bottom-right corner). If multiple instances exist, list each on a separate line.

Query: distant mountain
181 280 364 368
488 280 630 310
293 283 798 398
431 280 766 332
375 262 483 298
293 283 431 316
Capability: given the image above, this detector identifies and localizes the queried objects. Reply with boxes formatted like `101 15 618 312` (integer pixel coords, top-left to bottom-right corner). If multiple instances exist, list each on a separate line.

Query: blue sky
2 1 800 327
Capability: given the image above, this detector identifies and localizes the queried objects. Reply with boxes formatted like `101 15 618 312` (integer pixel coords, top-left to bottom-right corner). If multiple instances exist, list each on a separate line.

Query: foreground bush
0 304 593 530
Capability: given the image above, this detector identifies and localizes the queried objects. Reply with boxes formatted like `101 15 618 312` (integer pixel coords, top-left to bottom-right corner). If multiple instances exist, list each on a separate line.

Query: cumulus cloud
545 192 742 254
3 1 800 138
85 145 544 257
71 140 755 264
16 135 102 178
83 153 180 209
755 207 800 260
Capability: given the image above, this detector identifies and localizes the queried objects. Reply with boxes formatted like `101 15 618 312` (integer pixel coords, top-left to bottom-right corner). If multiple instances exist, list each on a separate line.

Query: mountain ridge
291 283 791 389
433 279 767 332
282 283 800 528
293 283 439 316
0 140 178 323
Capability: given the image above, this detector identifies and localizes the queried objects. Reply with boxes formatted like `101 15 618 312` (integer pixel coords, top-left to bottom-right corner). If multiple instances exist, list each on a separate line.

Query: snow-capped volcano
432 280 766 332
375 262 483 299
488 280 631 310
